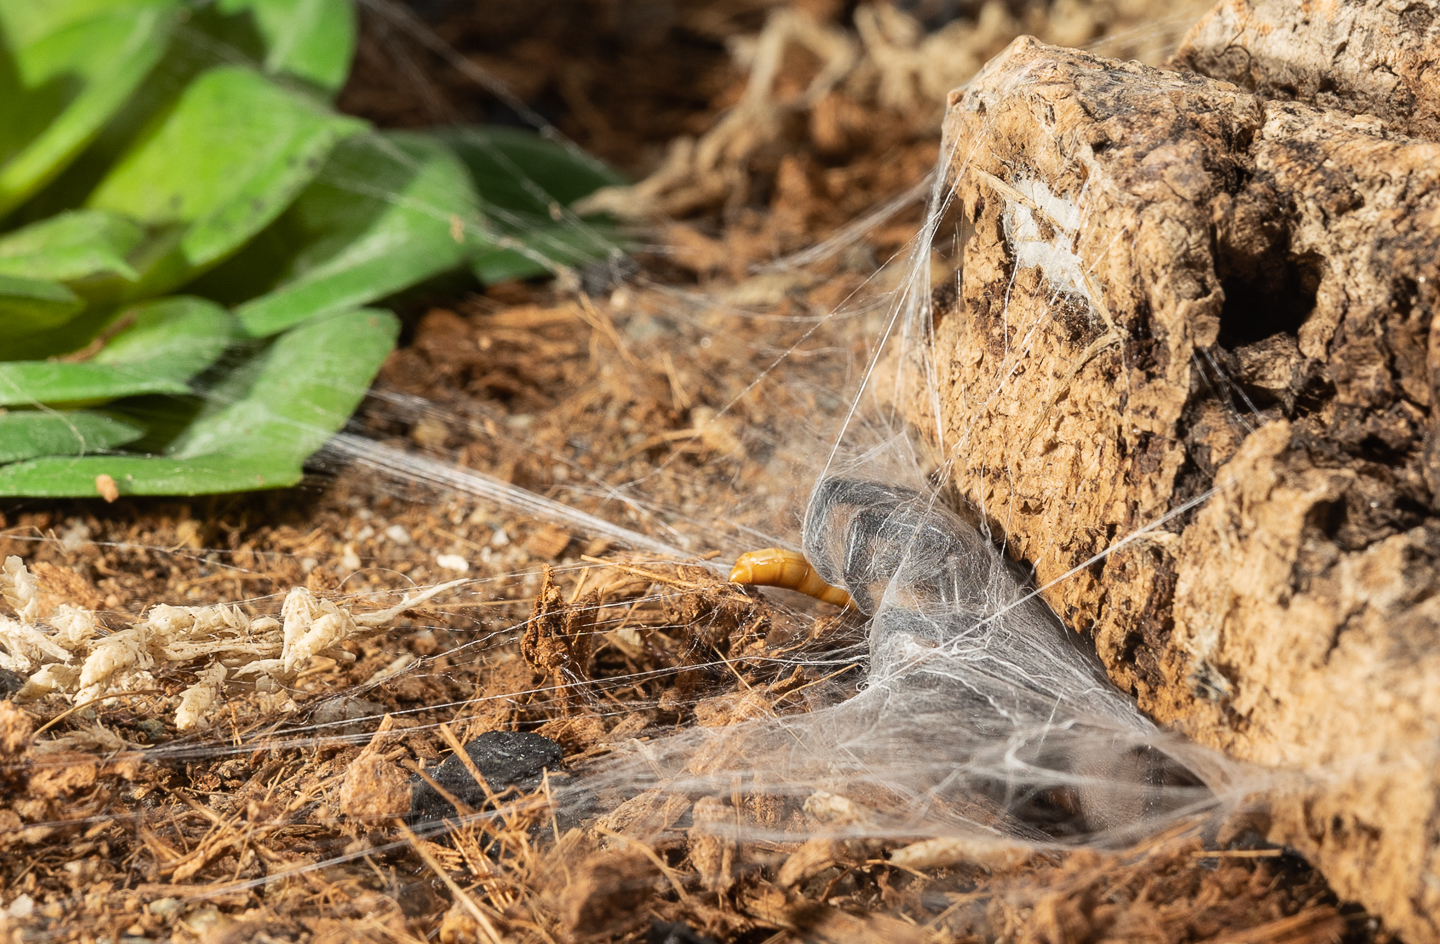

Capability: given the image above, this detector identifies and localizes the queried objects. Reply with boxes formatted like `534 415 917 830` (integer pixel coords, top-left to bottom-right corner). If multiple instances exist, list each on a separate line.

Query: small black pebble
0 668 24 701
408 730 562 825
648 921 718 944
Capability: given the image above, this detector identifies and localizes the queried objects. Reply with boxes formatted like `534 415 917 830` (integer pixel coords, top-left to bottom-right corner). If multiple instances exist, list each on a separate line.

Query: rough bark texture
1172 0 1440 140
928 13 1440 940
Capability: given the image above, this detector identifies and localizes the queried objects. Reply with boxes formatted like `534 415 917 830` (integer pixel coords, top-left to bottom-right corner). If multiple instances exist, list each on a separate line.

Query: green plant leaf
0 409 143 462
2 304 123 362
432 126 627 284
0 209 151 357
0 0 177 216
0 0 164 45
10 10 233 226
471 219 626 284
0 295 234 406
0 209 143 282
173 306 397 461
86 64 366 292
0 452 282 496
215 0 356 93
470 244 549 285
0 307 397 495
0 274 83 342
435 126 626 216
198 132 479 337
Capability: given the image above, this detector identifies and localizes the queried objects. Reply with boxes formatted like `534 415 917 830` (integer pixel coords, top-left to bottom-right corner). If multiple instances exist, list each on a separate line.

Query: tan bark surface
1172 0 1440 140
928 25 1440 941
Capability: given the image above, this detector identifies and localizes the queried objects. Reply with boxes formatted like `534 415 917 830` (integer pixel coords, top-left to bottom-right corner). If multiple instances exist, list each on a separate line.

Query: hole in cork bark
1305 498 1347 542
1216 252 1323 348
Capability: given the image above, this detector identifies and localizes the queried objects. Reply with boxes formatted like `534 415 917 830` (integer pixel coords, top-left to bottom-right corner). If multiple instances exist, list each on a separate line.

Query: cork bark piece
927 32 1440 942
1172 0 1440 140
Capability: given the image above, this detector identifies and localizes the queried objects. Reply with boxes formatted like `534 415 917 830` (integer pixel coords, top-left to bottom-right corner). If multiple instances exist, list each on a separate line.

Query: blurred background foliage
0 0 624 498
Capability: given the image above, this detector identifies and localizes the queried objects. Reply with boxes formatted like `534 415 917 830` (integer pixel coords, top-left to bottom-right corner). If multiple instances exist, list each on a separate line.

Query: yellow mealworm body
728 547 855 609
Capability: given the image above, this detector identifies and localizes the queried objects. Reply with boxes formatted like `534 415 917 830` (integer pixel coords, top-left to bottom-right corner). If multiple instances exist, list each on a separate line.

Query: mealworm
728 547 856 608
